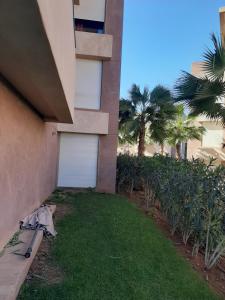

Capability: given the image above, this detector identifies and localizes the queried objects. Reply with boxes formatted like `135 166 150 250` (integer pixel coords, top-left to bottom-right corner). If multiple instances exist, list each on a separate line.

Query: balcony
0 0 75 123
58 109 109 135
75 31 113 60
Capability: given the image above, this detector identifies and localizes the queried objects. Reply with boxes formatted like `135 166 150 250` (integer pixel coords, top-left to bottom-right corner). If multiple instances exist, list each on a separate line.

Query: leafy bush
116 154 142 194
117 154 225 269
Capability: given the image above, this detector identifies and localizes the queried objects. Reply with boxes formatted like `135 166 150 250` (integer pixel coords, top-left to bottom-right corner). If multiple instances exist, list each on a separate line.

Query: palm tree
150 123 168 155
175 34 225 124
119 84 176 156
167 105 205 159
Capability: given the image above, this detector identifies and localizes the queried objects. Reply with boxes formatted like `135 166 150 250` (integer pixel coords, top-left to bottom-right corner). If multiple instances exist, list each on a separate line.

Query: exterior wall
74 0 106 22
96 0 124 193
37 0 76 119
0 80 58 250
220 7 225 43
75 31 113 60
58 109 109 134
57 0 123 193
202 122 224 147
192 62 204 77
75 59 102 109
187 139 202 159
0 0 75 123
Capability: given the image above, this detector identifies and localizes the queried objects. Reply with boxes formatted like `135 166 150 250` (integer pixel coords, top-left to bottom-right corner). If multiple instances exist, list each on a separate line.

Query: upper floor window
75 18 104 34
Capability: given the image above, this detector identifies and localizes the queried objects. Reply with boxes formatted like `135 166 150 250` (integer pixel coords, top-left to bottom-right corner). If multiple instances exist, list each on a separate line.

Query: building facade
57 0 124 193
187 8 225 165
0 0 123 251
187 62 225 165
0 0 76 250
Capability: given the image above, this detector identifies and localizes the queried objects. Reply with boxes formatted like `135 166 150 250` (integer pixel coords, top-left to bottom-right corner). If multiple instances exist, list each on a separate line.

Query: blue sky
120 0 225 98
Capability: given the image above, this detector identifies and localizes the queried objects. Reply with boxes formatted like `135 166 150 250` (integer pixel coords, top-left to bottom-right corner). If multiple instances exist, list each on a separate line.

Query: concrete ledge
57 109 109 134
0 1 75 123
0 205 56 300
75 31 113 60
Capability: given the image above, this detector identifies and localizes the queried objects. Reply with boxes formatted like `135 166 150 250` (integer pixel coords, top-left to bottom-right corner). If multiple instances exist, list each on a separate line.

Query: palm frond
150 85 173 104
129 84 143 105
195 78 225 100
119 99 135 125
166 104 205 146
174 71 207 102
175 71 225 125
118 118 140 145
202 33 225 80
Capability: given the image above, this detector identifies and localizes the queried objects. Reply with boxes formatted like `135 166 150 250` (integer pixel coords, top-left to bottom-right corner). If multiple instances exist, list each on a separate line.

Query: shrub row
117 154 225 269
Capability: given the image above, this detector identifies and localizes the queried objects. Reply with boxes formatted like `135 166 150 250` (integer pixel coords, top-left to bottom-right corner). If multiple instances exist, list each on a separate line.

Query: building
187 7 225 165
57 0 123 193
0 0 123 251
187 62 225 165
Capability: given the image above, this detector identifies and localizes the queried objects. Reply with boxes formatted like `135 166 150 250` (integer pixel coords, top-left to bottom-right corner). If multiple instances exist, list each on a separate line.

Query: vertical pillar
96 0 124 193
219 7 225 44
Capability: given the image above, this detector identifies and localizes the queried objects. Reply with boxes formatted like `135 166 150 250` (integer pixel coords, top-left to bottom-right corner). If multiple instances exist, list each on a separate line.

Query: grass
19 192 220 300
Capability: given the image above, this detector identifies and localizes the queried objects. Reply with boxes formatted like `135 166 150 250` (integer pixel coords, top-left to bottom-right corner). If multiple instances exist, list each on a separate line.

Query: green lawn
19 192 220 300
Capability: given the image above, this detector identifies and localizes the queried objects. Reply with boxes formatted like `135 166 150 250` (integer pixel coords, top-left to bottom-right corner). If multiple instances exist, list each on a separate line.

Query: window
75 18 104 34
75 59 102 110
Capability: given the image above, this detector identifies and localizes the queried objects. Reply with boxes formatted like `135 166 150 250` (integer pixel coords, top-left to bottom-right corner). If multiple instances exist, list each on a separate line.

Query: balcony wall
38 0 76 122
0 0 75 123
58 109 109 134
75 31 113 60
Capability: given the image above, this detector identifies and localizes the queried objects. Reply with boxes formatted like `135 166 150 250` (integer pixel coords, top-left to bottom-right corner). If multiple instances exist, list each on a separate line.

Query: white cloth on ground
20 205 56 236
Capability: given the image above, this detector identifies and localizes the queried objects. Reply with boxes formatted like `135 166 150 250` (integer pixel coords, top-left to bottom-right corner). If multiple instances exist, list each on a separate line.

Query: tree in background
175 34 225 124
167 104 205 159
119 84 176 156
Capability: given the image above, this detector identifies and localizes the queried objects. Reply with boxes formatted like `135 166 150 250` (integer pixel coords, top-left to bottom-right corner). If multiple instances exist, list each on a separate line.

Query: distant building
187 8 225 165
187 61 225 165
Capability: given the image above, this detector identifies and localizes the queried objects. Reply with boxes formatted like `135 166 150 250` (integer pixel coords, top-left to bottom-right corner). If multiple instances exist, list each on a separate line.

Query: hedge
117 154 225 269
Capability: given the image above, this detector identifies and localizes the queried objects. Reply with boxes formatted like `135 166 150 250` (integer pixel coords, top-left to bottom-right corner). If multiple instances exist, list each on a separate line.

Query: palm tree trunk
176 143 181 159
160 144 164 155
138 122 145 157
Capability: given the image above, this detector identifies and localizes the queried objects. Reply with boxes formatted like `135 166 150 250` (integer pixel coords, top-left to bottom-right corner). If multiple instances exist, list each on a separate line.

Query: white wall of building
202 122 224 148
75 58 102 110
74 0 106 22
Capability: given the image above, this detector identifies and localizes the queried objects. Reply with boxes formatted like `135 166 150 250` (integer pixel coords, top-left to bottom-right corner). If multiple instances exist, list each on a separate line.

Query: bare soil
126 190 225 299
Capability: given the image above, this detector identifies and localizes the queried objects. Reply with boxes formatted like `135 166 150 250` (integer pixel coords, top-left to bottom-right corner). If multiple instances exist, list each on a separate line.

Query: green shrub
116 154 142 194
116 154 225 269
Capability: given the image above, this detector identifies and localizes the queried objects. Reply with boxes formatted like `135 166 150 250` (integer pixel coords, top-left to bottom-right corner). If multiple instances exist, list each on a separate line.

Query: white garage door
58 133 98 188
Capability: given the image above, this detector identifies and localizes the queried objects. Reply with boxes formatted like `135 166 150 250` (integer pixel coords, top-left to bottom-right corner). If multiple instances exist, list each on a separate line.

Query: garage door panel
58 133 98 188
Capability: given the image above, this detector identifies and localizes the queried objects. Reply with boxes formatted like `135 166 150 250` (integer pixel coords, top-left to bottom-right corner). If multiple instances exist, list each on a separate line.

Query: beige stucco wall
202 122 224 147
74 0 106 22
75 31 113 60
0 80 58 250
187 139 202 159
0 0 75 123
192 62 204 77
38 0 76 120
97 0 124 193
58 109 109 134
